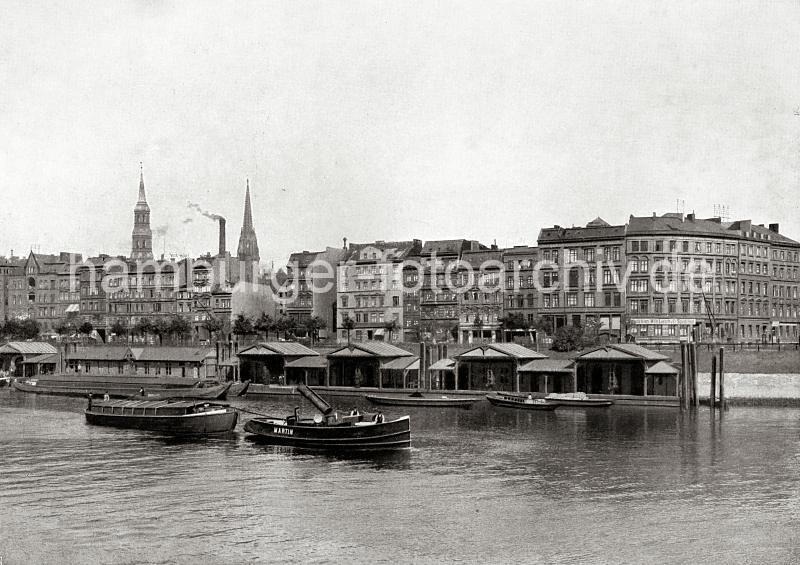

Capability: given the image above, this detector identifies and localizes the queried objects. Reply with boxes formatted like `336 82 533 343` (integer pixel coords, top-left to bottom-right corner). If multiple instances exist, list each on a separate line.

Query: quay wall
697 372 800 404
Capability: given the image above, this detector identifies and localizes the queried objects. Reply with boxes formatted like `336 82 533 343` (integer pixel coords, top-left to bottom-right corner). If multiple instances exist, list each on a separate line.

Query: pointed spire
243 178 253 229
138 162 147 203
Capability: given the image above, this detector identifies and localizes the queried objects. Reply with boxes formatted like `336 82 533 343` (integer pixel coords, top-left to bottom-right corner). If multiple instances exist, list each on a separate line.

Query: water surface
1 390 798 564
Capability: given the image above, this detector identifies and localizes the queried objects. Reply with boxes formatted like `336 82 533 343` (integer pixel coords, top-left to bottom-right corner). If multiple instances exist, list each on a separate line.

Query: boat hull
548 399 613 408
140 382 232 401
486 394 559 411
244 416 411 452
85 409 238 435
13 374 203 398
365 394 478 408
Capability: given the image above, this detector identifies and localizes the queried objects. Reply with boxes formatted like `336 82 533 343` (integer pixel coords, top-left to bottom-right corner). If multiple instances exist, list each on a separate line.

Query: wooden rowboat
365 393 478 409
545 392 614 408
85 398 238 435
140 382 233 401
486 393 559 411
243 385 411 452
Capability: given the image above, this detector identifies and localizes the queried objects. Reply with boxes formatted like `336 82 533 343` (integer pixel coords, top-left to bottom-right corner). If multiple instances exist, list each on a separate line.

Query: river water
0 389 798 564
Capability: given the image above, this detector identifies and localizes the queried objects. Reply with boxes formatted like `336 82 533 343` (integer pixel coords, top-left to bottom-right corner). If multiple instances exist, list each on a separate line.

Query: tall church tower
131 164 153 261
237 179 260 282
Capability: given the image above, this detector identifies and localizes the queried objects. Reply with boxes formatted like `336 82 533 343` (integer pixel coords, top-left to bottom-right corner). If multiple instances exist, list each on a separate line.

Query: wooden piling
710 354 717 410
719 346 726 411
679 343 687 411
691 343 699 409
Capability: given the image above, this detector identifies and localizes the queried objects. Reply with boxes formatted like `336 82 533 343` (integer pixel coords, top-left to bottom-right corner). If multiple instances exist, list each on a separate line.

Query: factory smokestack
218 217 227 256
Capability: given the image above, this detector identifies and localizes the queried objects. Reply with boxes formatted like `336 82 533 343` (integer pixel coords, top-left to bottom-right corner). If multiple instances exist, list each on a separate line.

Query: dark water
0 390 798 564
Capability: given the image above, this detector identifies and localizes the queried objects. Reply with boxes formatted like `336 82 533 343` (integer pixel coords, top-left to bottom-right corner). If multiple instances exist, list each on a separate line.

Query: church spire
237 178 260 282
131 163 153 261
243 178 253 228
138 162 147 203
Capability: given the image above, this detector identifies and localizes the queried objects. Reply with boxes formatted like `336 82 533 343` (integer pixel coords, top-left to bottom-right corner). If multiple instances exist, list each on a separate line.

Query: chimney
652 212 656 219
687 213 695 222
769 223 779 234
218 217 226 256
343 237 348 250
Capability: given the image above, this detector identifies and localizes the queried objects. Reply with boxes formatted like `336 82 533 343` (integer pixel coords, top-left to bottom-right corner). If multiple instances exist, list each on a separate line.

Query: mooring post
719 346 726 411
692 345 700 409
679 343 687 411
710 354 717 410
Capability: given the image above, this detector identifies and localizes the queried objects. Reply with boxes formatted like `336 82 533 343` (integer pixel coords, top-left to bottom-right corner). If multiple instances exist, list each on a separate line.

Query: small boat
139 382 233 401
486 393 559 411
545 392 614 408
229 380 251 397
85 398 238 435
365 392 479 409
244 385 410 452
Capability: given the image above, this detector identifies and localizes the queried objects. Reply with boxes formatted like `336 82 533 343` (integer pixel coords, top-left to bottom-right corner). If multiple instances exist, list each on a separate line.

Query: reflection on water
0 390 798 564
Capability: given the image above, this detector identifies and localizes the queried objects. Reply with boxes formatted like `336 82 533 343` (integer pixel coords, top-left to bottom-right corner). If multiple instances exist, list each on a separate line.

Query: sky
2 1 800 267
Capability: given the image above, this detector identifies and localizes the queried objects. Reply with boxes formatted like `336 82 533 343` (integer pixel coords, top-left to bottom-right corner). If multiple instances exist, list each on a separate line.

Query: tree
282 316 297 340
304 316 326 345
233 314 254 337
383 318 399 342
110 320 128 341
168 316 192 344
204 315 226 342
18 319 41 340
133 318 152 343
341 313 355 344
78 321 94 337
551 325 584 352
253 312 274 341
584 316 603 347
151 318 172 346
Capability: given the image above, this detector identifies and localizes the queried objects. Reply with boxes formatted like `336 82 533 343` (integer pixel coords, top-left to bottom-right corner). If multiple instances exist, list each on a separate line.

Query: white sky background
2 1 800 267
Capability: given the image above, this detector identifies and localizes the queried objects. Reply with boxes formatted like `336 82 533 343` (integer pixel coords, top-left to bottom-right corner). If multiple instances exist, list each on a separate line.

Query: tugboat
244 385 411 452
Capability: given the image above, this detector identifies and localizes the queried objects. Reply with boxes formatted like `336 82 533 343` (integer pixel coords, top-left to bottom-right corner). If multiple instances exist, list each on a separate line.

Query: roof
0 342 58 356
518 359 575 373
327 342 413 359
419 239 484 256
70 346 133 361
428 358 456 371
134 347 214 363
645 361 680 375
538 223 625 244
237 342 319 357
22 353 59 364
627 214 735 239
343 240 420 263
380 356 419 370
461 249 503 267
284 356 328 369
455 343 547 361
575 344 668 362
502 245 538 258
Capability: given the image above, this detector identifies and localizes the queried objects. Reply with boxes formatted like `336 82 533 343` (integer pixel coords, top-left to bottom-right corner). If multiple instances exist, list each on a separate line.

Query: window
392 296 399 307
682 241 689 253
584 248 595 261
568 249 578 263
641 241 649 252
566 292 577 306
655 240 663 252
631 241 639 252
585 293 595 307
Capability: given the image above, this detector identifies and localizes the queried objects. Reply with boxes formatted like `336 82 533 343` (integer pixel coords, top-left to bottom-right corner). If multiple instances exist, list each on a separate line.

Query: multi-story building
13 252 82 333
284 246 347 337
502 245 539 330
537 218 626 338
410 239 486 342
337 240 421 342
457 247 503 343
765 223 800 341
0 256 24 322
626 213 740 343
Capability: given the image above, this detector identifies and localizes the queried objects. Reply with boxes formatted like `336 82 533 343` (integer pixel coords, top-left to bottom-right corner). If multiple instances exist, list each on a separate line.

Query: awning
380 357 419 371
645 361 679 375
428 358 456 371
65 304 80 313
285 356 328 369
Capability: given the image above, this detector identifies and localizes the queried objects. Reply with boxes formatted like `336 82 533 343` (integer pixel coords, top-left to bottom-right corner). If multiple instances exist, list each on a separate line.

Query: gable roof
428 358 456 371
284 355 328 369
134 347 214 363
0 342 58 355
627 214 734 239
69 346 134 361
380 356 419 370
327 342 413 359
575 344 668 362
22 353 59 364
455 343 547 360
237 342 319 357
